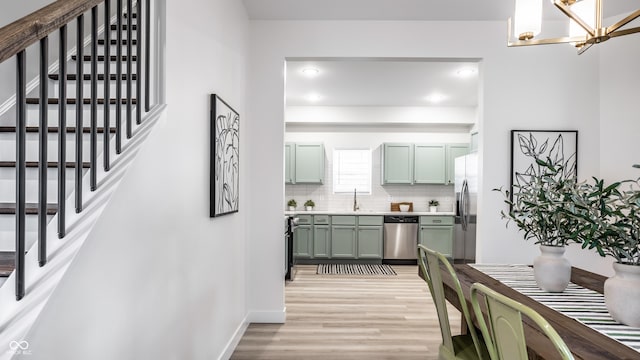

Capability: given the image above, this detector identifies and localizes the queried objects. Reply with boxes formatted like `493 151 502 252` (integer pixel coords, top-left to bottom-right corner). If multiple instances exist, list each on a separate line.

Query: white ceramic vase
429 206 437 213
533 245 571 292
305 206 313 211
288 206 295 211
604 262 640 327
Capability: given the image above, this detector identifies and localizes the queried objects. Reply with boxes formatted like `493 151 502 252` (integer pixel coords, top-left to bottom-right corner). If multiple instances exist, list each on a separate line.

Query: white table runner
470 264 640 353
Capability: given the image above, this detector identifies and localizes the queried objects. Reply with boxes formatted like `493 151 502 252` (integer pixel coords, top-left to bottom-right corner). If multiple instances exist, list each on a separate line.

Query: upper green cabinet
445 144 469 185
383 143 466 185
414 144 446 184
284 143 295 184
285 142 325 184
470 132 478 153
382 143 413 184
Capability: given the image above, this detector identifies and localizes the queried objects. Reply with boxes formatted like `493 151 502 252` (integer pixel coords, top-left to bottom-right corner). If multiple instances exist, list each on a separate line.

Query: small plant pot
604 262 640 327
430 206 437 213
288 206 295 211
305 206 313 211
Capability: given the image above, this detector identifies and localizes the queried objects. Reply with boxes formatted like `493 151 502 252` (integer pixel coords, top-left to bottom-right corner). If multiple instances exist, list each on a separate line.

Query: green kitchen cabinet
331 225 357 258
294 225 313 258
470 132 478 153
445 143 469 185
294 143 325 184
357 226 383 259
419 215 454 258
382 143 413 184
313 225 331 258
284 143 295 184
414 144 446 184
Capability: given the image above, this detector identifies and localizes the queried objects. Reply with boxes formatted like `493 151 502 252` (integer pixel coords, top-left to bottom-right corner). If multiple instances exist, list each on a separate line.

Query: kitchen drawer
331 215 356 225
297 215 313 225
358 216 383 226
314 215 330 225
420 216 454 225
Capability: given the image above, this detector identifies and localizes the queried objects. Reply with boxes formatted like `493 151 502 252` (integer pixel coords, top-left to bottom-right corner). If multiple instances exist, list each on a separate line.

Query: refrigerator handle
461 180 469 231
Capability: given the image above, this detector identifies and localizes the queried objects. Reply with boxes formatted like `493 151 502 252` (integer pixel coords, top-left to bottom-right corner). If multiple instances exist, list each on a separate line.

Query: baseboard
218 315 249 360
247 308 286 323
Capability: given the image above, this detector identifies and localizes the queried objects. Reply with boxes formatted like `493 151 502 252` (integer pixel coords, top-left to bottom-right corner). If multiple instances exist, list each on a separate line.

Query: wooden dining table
440 264 640 360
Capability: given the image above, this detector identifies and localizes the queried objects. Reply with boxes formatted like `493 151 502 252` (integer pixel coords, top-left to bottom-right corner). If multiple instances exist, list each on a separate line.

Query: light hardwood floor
231 265 462 359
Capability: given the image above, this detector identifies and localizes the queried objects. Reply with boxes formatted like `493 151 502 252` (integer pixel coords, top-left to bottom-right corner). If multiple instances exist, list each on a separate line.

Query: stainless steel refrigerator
454 153 477 263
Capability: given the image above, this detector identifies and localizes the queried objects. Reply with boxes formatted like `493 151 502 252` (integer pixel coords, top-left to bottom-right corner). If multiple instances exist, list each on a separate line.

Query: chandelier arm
607 10 640 34
577 43 593 55
553 0 596 37
608 27 640 38
508 36 585 47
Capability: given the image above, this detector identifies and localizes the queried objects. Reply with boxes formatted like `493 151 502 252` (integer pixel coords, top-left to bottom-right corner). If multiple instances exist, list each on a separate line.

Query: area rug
316 264 397 275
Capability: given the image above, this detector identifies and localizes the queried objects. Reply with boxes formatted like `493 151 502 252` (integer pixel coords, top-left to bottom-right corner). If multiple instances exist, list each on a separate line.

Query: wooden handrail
0 0 103 64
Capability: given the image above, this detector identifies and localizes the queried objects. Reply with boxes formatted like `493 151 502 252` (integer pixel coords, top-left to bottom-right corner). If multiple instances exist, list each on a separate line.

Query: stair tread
26 98 137 105
97 39 137 45
0 126 116 134
47 74 137 81
0 161 91 168
0 251 15 277
0 203 57 215
71 55 137 61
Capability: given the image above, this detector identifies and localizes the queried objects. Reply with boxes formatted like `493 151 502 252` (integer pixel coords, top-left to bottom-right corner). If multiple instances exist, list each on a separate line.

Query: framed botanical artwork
210 94 239 217
510 130 578 207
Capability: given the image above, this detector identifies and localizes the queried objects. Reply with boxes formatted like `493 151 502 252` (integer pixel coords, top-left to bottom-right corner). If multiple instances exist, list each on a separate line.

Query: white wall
286 105 476 125
21 0 250 359
246 18 612 320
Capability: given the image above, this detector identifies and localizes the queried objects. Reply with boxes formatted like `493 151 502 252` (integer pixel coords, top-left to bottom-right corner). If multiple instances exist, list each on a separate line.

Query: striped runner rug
470 264 640 353
316 264 397 275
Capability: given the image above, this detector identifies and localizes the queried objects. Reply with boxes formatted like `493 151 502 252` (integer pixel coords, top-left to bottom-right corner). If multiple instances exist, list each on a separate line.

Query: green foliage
429 200 439 206
494 133 579 246
304 199 315 207
287 199 297 207
566 178 640 265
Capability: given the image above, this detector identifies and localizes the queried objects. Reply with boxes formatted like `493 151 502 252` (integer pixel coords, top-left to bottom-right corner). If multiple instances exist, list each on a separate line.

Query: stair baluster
38 37 49 267
15 50 27 301
58 25 68 239
104 0 111 171
76 15 84 213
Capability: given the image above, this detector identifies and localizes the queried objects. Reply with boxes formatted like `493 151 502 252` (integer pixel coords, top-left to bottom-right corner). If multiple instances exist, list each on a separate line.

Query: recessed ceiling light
456 67 477 78
425 94 447 103
301 68 320 77
306 93 322 102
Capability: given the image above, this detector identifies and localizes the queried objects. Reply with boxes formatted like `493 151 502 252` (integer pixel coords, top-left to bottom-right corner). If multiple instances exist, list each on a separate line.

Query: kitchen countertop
284 210 455 216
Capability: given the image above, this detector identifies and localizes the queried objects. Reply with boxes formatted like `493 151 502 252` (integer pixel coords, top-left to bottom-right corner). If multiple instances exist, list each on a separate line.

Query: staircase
0 0 164 347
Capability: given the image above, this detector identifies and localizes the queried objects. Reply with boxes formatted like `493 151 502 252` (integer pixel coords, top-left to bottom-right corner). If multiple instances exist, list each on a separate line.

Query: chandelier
508 0 640 54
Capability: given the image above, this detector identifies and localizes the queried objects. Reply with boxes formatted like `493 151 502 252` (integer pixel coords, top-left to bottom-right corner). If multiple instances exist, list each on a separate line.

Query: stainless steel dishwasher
383 215 419 262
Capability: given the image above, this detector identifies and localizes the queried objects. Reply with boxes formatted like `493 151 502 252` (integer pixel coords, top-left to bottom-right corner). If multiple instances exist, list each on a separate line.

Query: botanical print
510 130 578 205
211 94 239 217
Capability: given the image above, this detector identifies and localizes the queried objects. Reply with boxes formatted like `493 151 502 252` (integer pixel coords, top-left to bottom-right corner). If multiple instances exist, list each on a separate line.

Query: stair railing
0 0 159 300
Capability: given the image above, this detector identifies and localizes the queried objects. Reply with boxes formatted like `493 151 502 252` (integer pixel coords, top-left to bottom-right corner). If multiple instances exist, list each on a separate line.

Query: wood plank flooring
231 265 463 359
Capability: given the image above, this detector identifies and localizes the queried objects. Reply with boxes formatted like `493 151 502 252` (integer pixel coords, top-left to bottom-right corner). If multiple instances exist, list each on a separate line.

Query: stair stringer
0 104 166 359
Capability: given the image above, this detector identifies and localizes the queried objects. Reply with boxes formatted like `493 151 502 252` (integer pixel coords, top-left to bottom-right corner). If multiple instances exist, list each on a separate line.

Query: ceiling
261 0 639 109
286 59 480 107
243 0 639 21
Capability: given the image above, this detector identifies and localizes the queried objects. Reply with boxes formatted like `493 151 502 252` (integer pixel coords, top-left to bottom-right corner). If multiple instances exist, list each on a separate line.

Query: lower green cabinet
331 226 357 258
419 225 454 258
294 225 313 258
357 226 383 258
313 225 331 258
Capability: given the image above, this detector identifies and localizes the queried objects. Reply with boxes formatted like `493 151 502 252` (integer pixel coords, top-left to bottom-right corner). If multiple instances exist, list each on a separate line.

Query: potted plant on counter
428 200 439 213
304 199 315 211
494 134 580 292
287 199 297 211
566 175 640 327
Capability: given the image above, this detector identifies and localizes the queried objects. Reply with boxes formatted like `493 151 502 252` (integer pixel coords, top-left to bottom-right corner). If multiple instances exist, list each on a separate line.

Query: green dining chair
469 283 574 360
417 244 489 360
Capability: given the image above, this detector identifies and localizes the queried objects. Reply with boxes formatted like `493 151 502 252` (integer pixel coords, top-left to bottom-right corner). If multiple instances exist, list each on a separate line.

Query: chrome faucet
353 188 359 211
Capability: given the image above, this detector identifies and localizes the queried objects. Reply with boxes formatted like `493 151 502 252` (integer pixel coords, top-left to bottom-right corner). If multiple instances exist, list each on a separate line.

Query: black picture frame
210 94 240 217
509 130 578 208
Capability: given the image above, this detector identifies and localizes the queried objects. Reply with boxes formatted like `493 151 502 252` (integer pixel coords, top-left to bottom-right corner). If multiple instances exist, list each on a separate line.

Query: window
333 148 372 194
